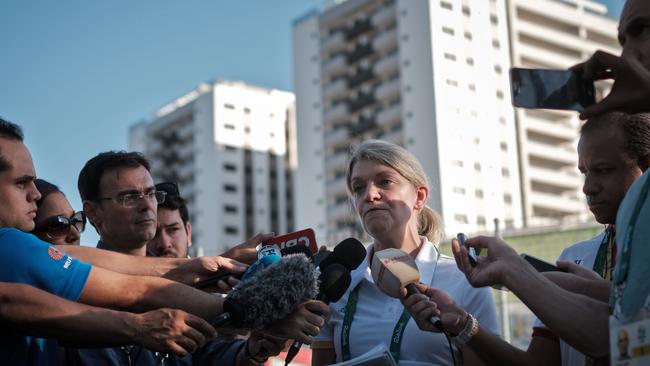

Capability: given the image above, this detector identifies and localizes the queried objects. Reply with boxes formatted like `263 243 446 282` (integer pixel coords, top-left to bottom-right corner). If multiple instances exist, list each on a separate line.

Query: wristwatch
451 313 479 347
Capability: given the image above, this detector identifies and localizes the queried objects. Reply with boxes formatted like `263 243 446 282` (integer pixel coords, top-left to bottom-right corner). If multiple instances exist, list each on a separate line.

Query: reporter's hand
573 50 650 119
556 260 602 280
244 332 291 362
133 308 217 357
164 256 248 286
265 300 330 344
222 232 276 265
452 235 524 288
401 284 467 335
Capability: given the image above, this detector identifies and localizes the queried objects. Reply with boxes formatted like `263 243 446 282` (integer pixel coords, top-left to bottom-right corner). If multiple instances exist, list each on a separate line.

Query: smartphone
521 253 564 272
509 67 595 112
457 233 478 267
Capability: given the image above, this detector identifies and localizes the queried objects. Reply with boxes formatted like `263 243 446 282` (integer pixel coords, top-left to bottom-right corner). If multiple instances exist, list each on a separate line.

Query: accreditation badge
610 314 650 365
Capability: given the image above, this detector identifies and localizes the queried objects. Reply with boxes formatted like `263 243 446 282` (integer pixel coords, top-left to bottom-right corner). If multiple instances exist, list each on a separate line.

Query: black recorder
521 253 565 272
457 233 478 267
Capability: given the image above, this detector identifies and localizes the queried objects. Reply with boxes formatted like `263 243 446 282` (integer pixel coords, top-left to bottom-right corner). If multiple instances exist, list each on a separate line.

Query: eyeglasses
34 211 86 239
98 190 167 208
155 181 180 197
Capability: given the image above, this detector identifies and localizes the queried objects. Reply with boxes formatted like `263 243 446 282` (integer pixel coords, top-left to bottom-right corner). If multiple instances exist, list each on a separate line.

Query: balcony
528 166 582 191
328 201 356 221
524 113 577 142
324 127 349 148
326 151 349 171
526 140 576 166
374 78 400 101
348 93 375 113
346 19 373 41
321 54 347 77
349 116 376 135
347 43 374 64
529 191 585 215
372 28 398 53
347 68 375 89
322 78 347 101
376 104 401 127
321 32 346 55
326 176 347 198
374 52 398 77
371 5 395 27
323 103 348 125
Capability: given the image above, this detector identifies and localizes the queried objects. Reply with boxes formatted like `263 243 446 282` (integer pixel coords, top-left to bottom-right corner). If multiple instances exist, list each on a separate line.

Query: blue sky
0 0 622 244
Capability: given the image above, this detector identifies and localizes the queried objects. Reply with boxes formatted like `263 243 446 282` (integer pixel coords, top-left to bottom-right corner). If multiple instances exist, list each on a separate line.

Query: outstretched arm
0 282 215 356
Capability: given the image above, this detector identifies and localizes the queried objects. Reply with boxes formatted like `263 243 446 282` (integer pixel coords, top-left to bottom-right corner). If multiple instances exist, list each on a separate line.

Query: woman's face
349 160 426 241
34 192 81 246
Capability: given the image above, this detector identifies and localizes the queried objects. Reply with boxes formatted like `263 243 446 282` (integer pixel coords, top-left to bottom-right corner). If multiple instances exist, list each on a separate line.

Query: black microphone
285 263 352 365
211 254 319 330
316 237 366 271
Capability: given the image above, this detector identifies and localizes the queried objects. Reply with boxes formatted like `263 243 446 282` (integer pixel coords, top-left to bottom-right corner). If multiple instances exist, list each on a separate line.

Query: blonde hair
345 139 442 243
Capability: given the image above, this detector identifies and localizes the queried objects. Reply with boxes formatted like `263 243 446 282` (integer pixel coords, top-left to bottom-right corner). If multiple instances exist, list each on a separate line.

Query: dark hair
0 117 25 172
35 179 63 208
0 117 24 141
78 151 151 202
158 193 190 227
581 112 650 171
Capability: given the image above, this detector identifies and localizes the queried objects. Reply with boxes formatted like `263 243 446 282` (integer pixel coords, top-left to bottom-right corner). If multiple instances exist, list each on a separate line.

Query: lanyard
341 284 411 361
592 226 615 281
340 245 441 362
614 175 650 287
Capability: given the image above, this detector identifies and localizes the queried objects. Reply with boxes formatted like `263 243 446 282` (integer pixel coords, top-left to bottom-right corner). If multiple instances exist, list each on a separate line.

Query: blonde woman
312 140 498 366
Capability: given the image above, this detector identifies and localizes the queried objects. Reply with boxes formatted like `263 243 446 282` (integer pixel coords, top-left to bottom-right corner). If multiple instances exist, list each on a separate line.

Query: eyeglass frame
33 211 87 239
97 188 167 208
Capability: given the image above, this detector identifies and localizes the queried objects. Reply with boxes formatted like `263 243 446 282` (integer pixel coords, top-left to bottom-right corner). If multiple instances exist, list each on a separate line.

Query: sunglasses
155 181 180 197
34 211 86 239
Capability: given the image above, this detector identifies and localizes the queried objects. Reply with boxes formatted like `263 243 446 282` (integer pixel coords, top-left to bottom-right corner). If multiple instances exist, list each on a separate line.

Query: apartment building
129 80 296 256
293 0 522 244
507 0 620 226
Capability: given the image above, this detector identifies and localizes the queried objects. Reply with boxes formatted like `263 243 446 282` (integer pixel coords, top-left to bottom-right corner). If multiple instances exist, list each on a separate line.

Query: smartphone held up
509 67 595 112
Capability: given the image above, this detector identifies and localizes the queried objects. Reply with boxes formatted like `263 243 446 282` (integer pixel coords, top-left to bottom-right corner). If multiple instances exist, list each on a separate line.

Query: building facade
293 0 522 244
130 80 296 256
507 0 619 226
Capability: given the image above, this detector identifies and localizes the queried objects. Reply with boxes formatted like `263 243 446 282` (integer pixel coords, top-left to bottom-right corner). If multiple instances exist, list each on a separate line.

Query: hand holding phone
521 253 564 272
510 67 595 112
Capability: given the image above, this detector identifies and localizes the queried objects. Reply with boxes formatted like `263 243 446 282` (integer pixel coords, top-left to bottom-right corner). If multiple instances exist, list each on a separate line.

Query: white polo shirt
532 231 606 366
315 238 500 366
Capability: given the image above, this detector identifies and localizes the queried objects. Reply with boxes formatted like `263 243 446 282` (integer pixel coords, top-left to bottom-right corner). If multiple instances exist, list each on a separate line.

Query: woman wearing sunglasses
31 179 86 246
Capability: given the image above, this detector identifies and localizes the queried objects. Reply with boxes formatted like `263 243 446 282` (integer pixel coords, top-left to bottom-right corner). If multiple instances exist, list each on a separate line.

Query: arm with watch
402 283 561 366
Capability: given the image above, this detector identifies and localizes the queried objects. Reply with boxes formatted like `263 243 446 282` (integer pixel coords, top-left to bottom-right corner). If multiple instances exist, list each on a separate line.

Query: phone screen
509 68 595 112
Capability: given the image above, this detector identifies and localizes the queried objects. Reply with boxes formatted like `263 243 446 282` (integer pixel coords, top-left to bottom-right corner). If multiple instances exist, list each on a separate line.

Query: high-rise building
129 80 296 256
506 0 619 226
293 0 522 244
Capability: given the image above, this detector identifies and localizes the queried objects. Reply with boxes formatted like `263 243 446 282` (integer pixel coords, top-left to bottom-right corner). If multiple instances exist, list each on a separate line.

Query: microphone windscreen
319 238 366 271
281 244 313 258
371 248 420 298
318 263 351 304
224 254 319 330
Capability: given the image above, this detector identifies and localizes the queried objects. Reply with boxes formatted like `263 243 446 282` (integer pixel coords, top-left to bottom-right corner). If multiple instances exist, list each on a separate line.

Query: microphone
281 243 313 258
370 248 442 329
211 254 319 330
194 245 282 289
285 263 352 365
316 237 366 271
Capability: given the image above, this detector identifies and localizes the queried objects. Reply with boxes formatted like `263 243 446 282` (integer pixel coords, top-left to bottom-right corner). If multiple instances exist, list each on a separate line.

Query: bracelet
450 313 479 347
244 339 268 364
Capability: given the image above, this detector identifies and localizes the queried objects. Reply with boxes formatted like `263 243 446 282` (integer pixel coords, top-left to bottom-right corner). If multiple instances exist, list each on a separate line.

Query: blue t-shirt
0 228 92 365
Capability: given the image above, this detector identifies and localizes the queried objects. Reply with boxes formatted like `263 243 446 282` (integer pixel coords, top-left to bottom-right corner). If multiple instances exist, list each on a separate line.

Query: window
454 214 469 224
462 6 470 16
224 104 235 110
444 53 456 61
224 205 238 213
477 216 486 226
474 162 481 171
502 167 510 177
494 64 502 74
500 142 508 151
224 226 239 235
490 14 498 25
468 83 476 91
504 193 512 204
440 1 452 10
223 163 237 172
442 26 455 35
475 189 484 198
496 90 504 99
453 187 466 194
464 31 472 40
452 160 464 167
446 79 459 87
224 124 235 130
224 184 237 192
466 57 474 66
